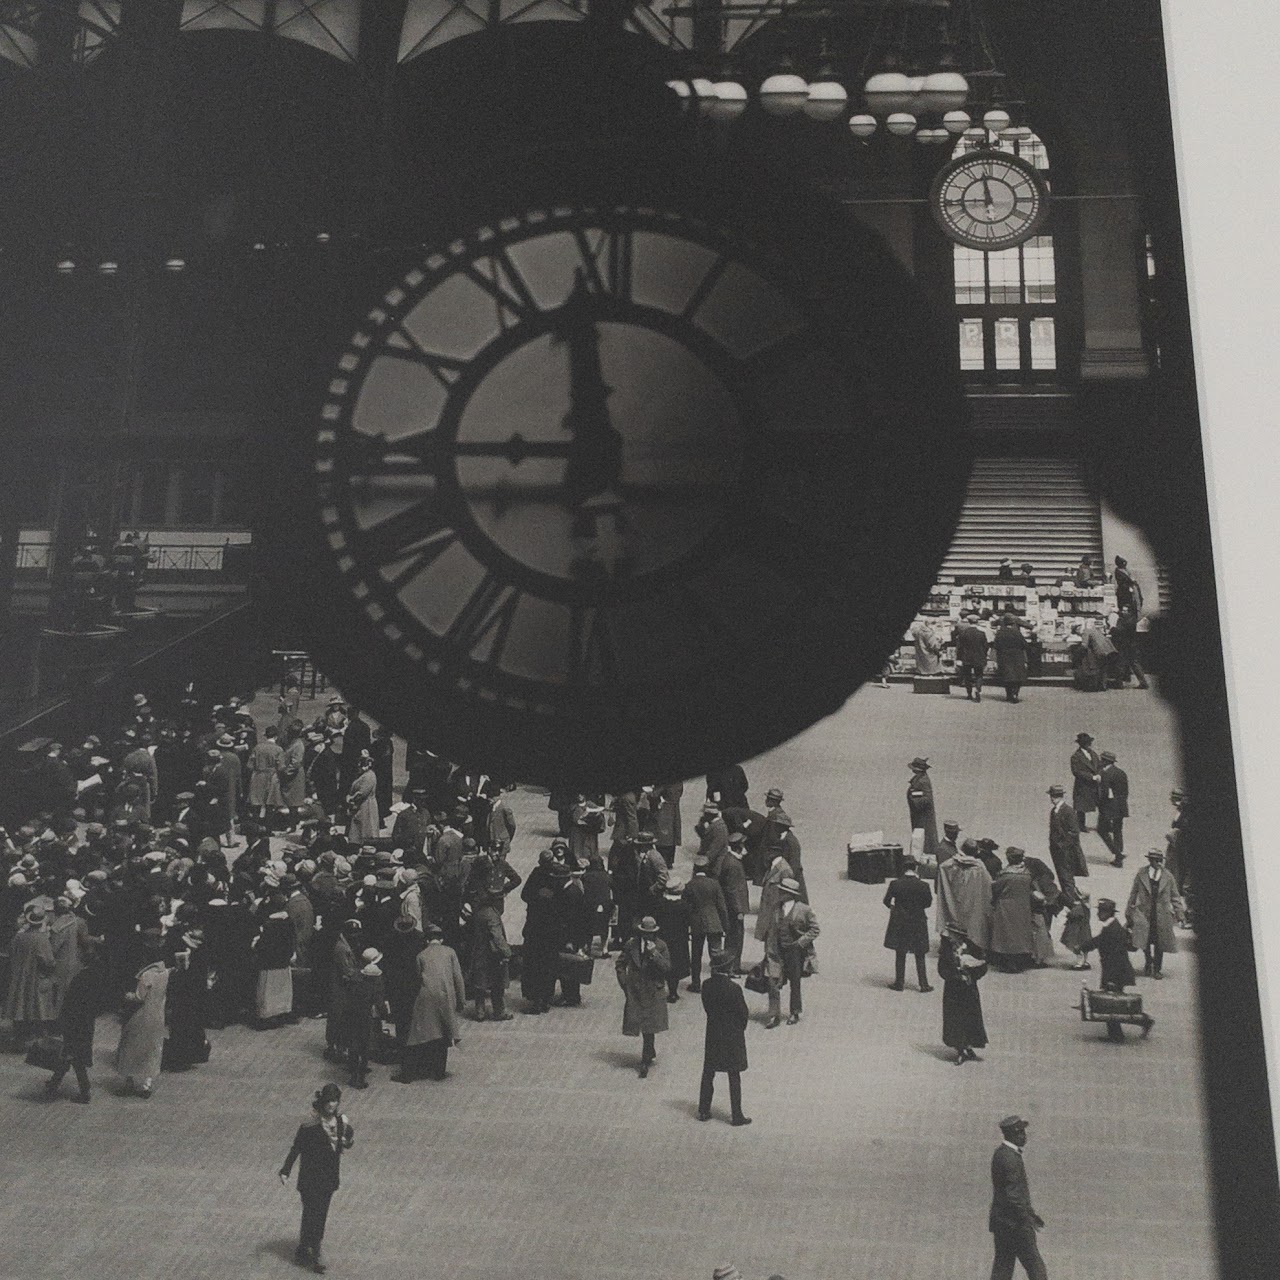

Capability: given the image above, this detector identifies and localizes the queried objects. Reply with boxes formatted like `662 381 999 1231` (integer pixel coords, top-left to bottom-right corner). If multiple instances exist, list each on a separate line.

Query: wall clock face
929 148 1049 251
294 192 968 789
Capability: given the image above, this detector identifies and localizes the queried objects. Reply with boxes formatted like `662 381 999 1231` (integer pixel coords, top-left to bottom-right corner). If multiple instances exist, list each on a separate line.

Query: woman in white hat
344 752 380 844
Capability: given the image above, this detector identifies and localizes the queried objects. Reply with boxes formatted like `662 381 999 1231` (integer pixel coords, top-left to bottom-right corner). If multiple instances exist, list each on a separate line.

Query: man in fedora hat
683 857 729 992
1096 751 1129 867
616 916 671 1077
279 1082 355 1273
697 950 751 1126
718 832 751 973
1069 733 1101 831
763 877 819 1029
695 802 730 875
989 1115 1048 1279
907 758 939 862
1046 785 1086 896
882 855 933 992
1125 848 1185 979
347 949 390 1089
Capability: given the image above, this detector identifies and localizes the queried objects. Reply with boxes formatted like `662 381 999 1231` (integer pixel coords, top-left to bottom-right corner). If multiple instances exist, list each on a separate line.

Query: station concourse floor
0 683 1216 1280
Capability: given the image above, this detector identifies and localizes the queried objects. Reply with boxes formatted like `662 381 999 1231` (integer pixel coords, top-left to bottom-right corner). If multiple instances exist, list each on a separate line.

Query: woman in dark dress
163 926 211 1069
938 923 988 1065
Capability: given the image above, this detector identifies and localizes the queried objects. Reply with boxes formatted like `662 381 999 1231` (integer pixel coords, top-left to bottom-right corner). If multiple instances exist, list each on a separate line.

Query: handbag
25 1035 64 1072
744 962 769 995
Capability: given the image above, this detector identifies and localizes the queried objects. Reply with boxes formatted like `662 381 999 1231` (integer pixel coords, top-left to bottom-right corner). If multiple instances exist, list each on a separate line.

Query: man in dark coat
953 613 991 701
705 764 750 812
989 1115 1048 1280
717 834 751 973
463 848 521 1021
936 819 961 865
1110 604 1150 689
1096 751 1129 867
390 792 434 863
279 1082 355 1273
907 758 938 861
694 804 731 875
882 857 933 991
683 857 729 992
992 617 1029 703
1070 732 1102 831
520 852 567 1014
697 950 751 1126
1047 784 1086 895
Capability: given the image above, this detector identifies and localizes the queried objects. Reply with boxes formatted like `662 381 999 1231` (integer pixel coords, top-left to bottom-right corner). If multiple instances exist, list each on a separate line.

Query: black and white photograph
0 1 1276 1277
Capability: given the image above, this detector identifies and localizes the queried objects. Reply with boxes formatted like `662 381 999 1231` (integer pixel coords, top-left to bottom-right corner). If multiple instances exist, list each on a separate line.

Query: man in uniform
1096 751 1129 867
988 1115 1049 1280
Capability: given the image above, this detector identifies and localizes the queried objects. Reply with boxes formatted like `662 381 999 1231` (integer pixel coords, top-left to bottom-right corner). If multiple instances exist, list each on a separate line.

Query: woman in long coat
4 906 56 1042
398 926 465 1082
989 858 1035 972
653 879 692 1000
993 618 1029 702
345 754 380 843
616 917 671 1078
252 898 295 1028
937 925 987 1066
278 721 309 809
116 944 170 1096
382 918 425 1047
164 927 211 1069
45 945 99 1102
1126 851 1185 977
49 899 90 1018
247 727 286 814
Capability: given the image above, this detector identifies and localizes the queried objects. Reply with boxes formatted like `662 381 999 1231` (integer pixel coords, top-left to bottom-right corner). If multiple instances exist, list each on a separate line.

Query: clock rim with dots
929 147 1050 251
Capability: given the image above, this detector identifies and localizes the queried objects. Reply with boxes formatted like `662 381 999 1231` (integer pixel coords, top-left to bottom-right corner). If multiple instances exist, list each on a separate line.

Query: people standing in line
988 1115 1049 1280
279 1082 354 1274
883 856 934 992
115 937 169 1097
684 855 729 991
1096 751 1129 867
1046 785 1086 897
938 923 987 1066
953 612 991 701
717 834 751 974
697 950 751 1126
1069 733 1101 832
654 877 692 1003
616 916 671 1078
907 757 939 863
763 877 819 1030
397 923 465 1082
993 615 1029 703
1126 848 1185 980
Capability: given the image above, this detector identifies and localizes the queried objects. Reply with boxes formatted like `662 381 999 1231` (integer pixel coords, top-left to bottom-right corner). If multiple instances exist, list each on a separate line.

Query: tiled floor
0 683 1216 1280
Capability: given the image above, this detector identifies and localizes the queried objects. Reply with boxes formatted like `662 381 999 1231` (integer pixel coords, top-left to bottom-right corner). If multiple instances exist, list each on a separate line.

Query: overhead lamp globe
863 70 913 115
982 107 1011 132
760 72 810 118
804 79 849 122
886 112 917 137
708 80 749 121
943 109 971 134
916 127 949 145
164 257 186 272
963 125 987 140
848 113 878 138
1002 123 1033 141
98 260 119 275
55 259 76 274
921 71 969 115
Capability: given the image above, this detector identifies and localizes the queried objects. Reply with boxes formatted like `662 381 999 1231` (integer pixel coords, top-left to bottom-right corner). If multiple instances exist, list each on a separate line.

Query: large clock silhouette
293 183 969 790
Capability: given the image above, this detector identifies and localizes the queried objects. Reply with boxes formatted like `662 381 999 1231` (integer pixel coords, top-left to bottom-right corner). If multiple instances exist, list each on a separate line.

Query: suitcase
847 845 893 884
1081 988 1143 1019
912 675 952 694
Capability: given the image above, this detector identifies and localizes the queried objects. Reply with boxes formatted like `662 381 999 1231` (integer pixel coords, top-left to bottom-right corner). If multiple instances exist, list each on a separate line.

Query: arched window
952 131 1058 384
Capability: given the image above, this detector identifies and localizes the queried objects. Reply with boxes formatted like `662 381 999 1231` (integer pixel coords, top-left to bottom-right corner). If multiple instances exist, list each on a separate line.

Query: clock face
929 149 1049 251
292 191 969 789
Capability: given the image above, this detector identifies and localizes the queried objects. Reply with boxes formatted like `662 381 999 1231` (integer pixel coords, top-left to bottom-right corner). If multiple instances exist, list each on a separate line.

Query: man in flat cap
989 1115 1048 1279
953 612 991 701
1096 750 1129 867
1069 733 1101 832
1046 785 1086 896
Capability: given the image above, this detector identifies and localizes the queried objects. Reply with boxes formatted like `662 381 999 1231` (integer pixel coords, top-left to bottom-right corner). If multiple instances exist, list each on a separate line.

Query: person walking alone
616 916 670 1078
279 1082 355 1274
697 950 751 1126
988 1115 1049 1280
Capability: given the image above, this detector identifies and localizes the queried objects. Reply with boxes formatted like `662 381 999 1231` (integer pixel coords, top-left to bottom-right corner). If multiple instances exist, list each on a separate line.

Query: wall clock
289 173 969 789
929 147 1049 251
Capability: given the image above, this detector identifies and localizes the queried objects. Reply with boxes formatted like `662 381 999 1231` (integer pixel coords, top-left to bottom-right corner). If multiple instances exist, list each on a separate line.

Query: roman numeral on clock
567 605 620 686
445 574 522 668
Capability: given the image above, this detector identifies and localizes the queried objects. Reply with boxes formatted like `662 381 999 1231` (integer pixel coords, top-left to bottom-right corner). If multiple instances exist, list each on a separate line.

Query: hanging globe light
886 112 917 137
863 71 914 115
1001 123 1033 141
804 79 849 122
98 260 119 274
708 80 749 122
164 257 186 272
903 74 929 115
943 109 971 134
963 125 987 141
916 127 950 145
55 259 76 274
921 71 970 115
760 67 810 119
848 113 878 138
982 107 1011 133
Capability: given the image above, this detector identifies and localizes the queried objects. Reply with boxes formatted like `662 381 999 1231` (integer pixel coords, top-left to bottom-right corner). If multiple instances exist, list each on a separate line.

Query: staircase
939 457 1102 581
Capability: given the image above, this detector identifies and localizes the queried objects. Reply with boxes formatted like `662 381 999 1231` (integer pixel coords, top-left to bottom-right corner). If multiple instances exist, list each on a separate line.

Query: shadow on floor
256 1238 300 1266
913 1042 960 1064
665 1097 705 1121
593 1047 639 1070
